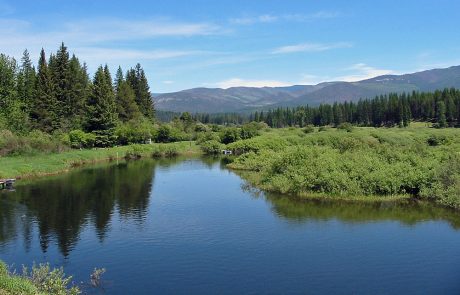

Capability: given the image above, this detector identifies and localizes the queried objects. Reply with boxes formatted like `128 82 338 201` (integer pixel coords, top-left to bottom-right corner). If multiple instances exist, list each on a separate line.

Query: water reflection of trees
266 194 460 229
238 176 460 229
0 159 157 257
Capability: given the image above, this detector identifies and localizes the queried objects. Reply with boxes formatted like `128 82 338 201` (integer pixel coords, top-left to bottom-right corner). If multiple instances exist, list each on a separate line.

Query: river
1 157 460 294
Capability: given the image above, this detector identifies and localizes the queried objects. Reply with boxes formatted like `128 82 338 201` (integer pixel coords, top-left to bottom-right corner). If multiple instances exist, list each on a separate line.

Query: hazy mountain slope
154 65 460 113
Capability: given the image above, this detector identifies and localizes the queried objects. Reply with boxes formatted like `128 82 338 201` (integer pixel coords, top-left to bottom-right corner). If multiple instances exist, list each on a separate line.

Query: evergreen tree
17 49 36 114
114 66 124 92
85 66 118 146
51 42 71 126
32 49 59 132
0 54 31 133
436 100 447 128
127 64 154 120
67 55 91 129
0 54 17 111
116 80 140 122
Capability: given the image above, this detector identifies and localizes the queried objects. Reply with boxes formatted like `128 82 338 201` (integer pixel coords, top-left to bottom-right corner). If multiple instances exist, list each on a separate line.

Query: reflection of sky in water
1 157 460 295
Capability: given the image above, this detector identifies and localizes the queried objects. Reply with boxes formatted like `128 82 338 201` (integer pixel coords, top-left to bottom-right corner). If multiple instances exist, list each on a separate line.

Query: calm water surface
1 157 460 294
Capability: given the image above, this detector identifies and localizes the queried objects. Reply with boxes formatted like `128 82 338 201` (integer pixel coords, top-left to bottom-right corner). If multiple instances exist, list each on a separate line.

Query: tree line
0 43 154 146
251 89 460 128
182 89 460 128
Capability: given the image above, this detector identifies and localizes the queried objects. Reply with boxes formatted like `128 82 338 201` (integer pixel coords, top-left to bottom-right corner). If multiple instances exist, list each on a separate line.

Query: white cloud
297 74 329 85
230 14 278 25
214 78 292 88
63 19 221 41
162 80 174 84
231 11 340 25
337 63 395 81
74 48 202 64
272 42 352 54
0 17 222 60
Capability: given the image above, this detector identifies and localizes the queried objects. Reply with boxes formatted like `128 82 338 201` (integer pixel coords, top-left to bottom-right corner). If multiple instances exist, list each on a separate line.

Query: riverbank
0 263 40 295
0 261 81 295
227 125 460 209
0 141 200 179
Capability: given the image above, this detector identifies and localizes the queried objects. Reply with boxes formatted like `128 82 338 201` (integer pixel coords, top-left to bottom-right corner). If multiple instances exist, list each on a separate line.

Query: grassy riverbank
0 261 80 295
227 124 460 209
0 141 200 179
0 263 39 295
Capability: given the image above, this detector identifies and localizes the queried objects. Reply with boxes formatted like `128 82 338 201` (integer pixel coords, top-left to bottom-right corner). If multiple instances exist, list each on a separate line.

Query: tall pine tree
32 49 59 132
126 63 154 120
85 66 118 146
17 49 36 114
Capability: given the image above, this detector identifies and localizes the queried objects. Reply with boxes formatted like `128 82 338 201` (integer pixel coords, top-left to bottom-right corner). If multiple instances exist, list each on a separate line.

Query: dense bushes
69 130 96 148
115 120 154 145
228 126 460 208
421 155 460 208
200 140 223 155
0 129 69 156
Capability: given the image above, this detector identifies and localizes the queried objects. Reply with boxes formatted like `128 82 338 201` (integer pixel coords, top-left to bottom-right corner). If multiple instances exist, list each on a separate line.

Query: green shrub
220 127 241 144
125 145 145 160
0 129 69 156
69 130 96 149
164 146 179 157
337 122 354 132
115 120 152 145
196 132 220 144
0 262 81 295
240 122 261 139
200 140 223 155
194 123 209 132
151 145 164 158
318 126 327 132
421 155 460 208
426 134 449 146
303 125 315 133
156 125 172 143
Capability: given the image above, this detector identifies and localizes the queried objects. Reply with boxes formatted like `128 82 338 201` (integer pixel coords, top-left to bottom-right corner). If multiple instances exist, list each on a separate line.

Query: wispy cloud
272 42 352 54
73 48 204 65
211 64 399 89
64 18 221 41
214 78 292 88
337 63 395 81
0 17 223 74
230 14 278 25
230 11 340 25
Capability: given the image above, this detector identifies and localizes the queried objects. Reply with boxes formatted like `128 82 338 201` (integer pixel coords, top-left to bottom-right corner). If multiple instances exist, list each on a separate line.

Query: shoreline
0 141 201 180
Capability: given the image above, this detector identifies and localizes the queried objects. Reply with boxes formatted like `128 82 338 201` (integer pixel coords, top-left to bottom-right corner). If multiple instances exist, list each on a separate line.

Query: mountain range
154 65 460 113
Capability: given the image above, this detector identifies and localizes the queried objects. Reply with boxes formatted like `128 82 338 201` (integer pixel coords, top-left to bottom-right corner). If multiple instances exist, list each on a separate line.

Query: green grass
228 125 460 209
0 264 41 295
0 141 200 179
0 261 82 295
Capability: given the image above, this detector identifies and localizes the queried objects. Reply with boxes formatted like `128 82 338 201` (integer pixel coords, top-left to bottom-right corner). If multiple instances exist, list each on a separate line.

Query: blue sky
1 0 459 92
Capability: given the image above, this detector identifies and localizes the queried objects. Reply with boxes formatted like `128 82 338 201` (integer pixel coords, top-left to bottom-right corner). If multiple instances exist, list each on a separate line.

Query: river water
1 157 460 294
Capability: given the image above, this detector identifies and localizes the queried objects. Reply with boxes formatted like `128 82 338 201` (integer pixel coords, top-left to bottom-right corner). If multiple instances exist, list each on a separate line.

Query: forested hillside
154 66 460 113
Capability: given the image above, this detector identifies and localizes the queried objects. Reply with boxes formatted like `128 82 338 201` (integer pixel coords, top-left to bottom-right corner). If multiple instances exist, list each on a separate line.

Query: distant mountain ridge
154 65 460 113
